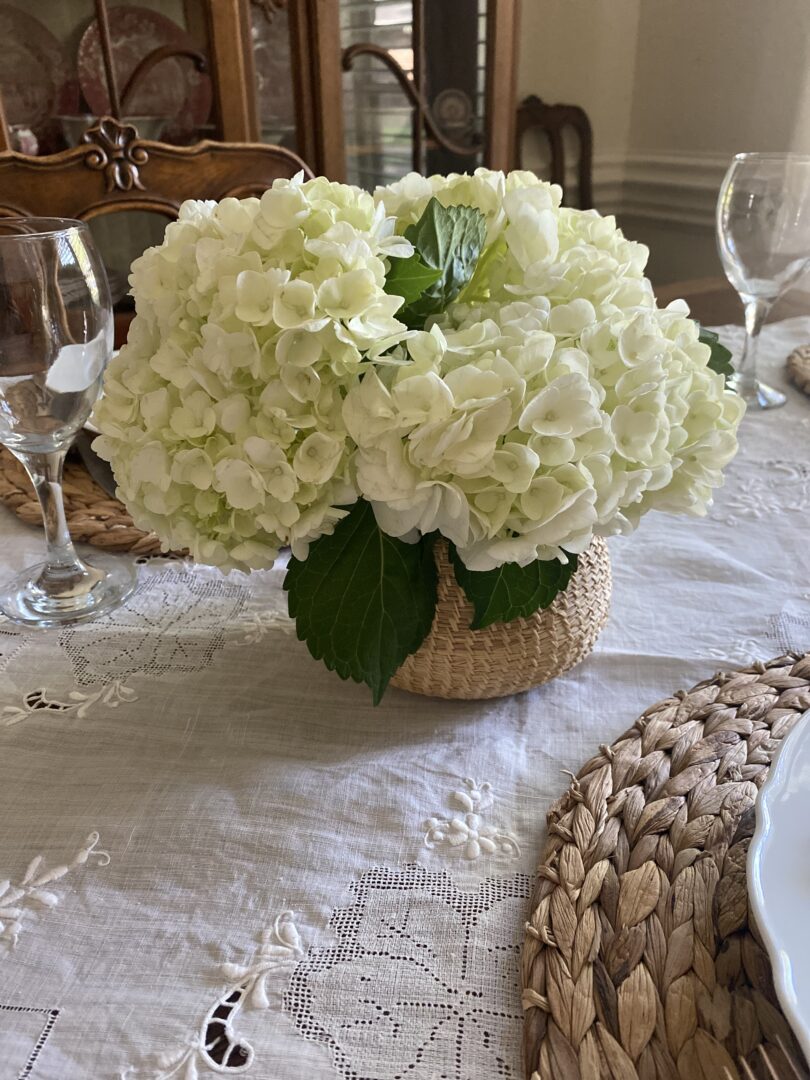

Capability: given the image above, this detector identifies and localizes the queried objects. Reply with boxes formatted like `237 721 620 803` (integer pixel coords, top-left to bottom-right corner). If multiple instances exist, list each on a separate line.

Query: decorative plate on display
0 6 79 137
77 5 212 141
433 88 474 135
749 711 810 1066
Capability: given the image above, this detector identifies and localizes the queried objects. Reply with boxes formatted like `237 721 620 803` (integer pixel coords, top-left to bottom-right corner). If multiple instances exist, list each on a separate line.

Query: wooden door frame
206 0 260 142
288 0 346 179
485 0 520 171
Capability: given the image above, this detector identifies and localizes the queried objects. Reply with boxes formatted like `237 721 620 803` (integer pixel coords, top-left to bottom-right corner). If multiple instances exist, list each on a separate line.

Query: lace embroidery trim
0 833 110 948
2 680 137 727
424 777 520 860
60 568 248 687
286 864 531 1080
121 912 303 1079
0 1004 60 1080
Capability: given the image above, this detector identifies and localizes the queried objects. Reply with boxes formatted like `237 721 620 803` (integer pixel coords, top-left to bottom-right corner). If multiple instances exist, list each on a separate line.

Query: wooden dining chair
0 115 313 343
514 93 593 209
0 115 312 220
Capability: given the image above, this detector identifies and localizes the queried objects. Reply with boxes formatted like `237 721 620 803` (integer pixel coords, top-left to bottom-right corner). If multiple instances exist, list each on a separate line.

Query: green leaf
397 197 487 328
284 501 437 704
384 251 443 306
449 546 579 630
698 326 735 383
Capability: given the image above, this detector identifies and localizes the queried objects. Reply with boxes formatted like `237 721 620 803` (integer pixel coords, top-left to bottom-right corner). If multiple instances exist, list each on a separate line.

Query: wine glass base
0 556 136 628
729 374 787 410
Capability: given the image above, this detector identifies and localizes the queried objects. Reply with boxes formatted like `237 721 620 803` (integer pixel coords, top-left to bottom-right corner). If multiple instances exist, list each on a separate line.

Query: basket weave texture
390 537 611 700
0 445 162 555
787 344 810 397
522 652 810 1080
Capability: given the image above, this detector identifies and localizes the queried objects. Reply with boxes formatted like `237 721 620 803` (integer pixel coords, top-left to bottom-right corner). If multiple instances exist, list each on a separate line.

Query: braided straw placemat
391 537 611 700
522 652 810 1080
787 344 810 396
0 445 162 555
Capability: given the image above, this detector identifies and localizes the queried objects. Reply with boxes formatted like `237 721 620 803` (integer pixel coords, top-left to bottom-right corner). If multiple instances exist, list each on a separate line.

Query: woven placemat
0 445 161 555
787 345 810 396
522 652 810 1080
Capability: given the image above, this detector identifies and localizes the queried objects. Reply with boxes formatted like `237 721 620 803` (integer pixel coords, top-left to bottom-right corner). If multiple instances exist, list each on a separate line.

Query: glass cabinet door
340 0 491 191
0 0 217 155
248 0 298 154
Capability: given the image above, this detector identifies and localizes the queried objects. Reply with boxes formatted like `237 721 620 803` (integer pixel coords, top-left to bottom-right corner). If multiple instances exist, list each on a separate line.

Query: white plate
749 711 810 1064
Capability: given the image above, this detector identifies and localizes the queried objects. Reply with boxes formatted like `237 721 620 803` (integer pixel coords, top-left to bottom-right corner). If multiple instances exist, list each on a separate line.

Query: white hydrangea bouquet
94 169 743 702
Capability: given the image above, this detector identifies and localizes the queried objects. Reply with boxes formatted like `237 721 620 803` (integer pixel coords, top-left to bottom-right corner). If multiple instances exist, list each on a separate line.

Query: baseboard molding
585 150 729 229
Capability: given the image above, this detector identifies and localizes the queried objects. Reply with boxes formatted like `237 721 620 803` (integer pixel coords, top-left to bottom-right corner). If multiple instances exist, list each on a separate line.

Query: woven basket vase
390 537 611 700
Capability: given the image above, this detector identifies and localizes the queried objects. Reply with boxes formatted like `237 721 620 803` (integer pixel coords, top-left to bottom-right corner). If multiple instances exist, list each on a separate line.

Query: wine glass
0 217 135 626
717 152 810 409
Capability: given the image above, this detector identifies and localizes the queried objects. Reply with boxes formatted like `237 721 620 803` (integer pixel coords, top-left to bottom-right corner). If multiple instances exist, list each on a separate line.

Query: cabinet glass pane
0 0 218 338
0 0 214 155
248 0 298 153
341 0 486 190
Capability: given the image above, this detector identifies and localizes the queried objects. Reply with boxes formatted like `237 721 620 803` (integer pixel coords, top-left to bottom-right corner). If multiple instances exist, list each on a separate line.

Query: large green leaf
449 546 579 630
698 326 735 383
397 197 487 328
384 251 442 306
284 501 437 704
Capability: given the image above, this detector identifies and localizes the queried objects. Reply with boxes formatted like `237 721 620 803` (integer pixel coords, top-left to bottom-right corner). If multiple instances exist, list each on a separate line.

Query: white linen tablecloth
1 318 809 1080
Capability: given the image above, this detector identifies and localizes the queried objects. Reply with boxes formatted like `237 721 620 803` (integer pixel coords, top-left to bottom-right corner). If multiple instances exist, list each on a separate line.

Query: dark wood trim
206 0 260 141
289 0 346 180
288 0 317 169
0 120 313 222
485 0 520 170
412 0 425 174
0 94 9 154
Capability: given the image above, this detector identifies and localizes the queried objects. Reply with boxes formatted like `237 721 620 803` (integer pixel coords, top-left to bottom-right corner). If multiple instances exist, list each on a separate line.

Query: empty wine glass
0 217 134 626
717 152 810 409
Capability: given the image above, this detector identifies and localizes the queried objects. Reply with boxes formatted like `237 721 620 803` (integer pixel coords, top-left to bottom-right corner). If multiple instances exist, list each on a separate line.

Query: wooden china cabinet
0 0 519 295
0 0 519 181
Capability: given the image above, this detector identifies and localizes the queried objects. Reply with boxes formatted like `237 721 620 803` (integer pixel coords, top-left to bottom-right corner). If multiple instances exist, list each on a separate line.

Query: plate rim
77 3 212 128
748 709 810 1066
0 4 79 129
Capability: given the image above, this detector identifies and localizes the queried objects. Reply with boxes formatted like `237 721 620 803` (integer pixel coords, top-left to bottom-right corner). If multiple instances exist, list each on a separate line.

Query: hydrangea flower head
94 175 412 570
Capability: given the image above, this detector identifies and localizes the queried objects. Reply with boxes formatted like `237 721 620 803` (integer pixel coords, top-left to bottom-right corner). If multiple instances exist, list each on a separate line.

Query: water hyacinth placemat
0 444 161 555
522 653 810 1080
787 344 810 397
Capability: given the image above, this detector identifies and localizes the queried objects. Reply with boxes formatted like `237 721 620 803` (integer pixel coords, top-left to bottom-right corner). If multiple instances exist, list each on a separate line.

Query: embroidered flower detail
0 832 110 948
237 606 295 644
717 459 810 526
1 680 137 727
424 777 520 861
122 912 303 1078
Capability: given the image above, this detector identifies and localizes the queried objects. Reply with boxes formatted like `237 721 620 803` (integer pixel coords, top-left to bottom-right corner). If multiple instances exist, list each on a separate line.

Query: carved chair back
0 117 313 343
0 116 313 220
514 94 593 209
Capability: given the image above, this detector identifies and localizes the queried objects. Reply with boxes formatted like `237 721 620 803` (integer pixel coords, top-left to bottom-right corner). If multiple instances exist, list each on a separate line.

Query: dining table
1 313 809 1080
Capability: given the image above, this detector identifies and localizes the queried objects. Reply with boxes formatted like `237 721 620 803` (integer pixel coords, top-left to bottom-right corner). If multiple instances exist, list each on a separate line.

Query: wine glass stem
738 297 772 394
15 450 88 580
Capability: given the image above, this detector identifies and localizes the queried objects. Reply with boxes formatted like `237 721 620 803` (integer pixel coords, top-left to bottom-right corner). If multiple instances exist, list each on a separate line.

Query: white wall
518 0 810 284
517 0 640 177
